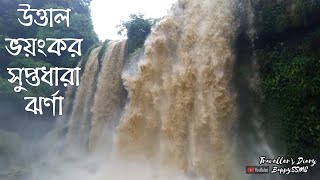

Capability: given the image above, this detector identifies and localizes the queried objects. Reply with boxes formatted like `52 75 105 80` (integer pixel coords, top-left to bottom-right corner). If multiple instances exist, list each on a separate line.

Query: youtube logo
247 167 255 174
246 166 269 174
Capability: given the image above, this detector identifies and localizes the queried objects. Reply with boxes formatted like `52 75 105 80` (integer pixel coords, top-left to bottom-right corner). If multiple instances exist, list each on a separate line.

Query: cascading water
30 0 280 180
232 2 279 180
116 0 237 179
66 47 101 152
89 40 126 152
42 60 83 153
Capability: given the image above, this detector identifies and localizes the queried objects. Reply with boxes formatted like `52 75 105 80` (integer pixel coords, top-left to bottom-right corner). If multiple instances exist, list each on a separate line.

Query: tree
0 0 98 98
118 13 152 55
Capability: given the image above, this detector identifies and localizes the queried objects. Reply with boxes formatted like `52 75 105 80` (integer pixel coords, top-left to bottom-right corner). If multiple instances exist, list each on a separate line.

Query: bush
118 13 152 55
258 28 320 157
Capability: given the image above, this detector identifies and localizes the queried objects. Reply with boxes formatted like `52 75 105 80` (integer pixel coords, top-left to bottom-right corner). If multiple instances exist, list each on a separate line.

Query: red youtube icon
246 167 255 174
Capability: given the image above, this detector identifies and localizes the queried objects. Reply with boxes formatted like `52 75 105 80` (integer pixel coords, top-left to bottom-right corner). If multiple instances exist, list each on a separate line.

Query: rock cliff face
249 1 320 179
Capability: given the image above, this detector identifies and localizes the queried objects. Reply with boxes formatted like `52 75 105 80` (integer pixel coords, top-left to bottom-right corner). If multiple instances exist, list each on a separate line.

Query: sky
90 0 177 41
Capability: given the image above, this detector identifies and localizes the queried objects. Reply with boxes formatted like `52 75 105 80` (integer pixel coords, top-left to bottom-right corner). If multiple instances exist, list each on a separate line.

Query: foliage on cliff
0 0 98 100
118 14 152 56
255 0 320 158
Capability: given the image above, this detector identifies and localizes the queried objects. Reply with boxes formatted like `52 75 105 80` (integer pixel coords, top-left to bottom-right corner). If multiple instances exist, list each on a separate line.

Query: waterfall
42 60 83 153
31 0 280 180
89 40 126 152
66 47 101 152
116 0 238 179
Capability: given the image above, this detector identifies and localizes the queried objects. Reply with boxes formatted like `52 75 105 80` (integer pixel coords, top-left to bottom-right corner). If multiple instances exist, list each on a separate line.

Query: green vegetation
0 0 98 100
98 40 111 60
0 1 98 170
254 0 320 44
118 14 152 56
255 1 320 158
